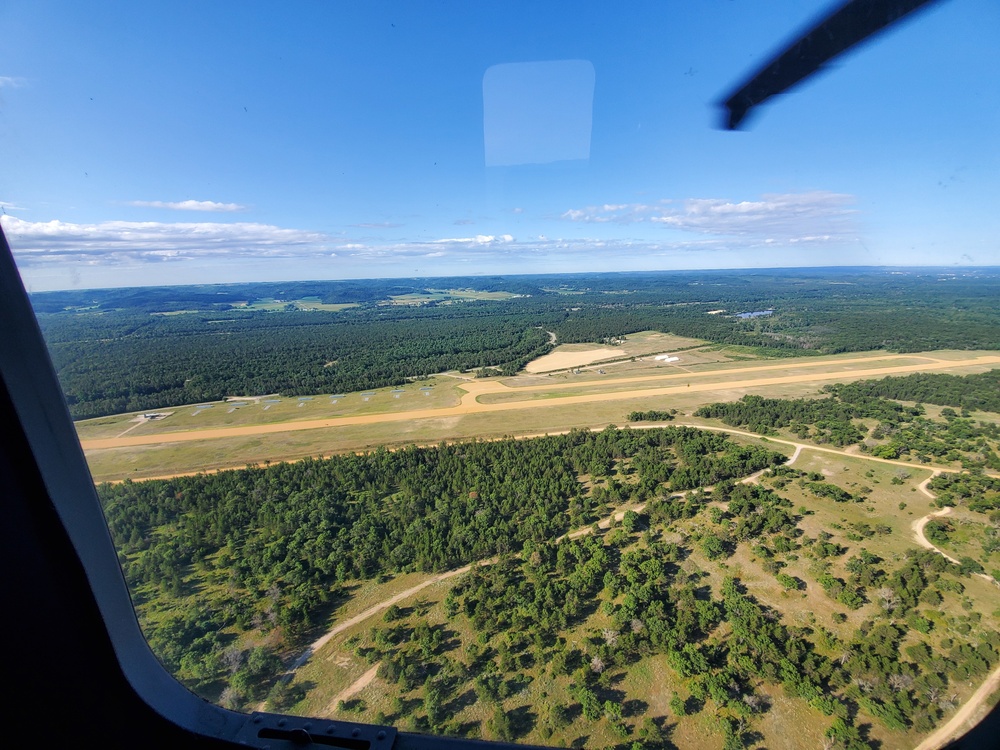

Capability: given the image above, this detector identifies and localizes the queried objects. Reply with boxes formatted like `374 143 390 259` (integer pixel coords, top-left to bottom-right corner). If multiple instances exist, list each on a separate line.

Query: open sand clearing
524 346 620 372
79 352 1000 451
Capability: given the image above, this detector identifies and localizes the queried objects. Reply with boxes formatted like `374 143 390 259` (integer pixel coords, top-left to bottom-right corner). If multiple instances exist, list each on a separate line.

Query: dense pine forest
32 267 1000 419
828 370 1000 414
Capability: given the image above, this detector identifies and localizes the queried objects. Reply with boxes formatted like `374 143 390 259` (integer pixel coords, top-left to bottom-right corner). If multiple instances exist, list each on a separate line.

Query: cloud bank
430 234 514 245
4 190 867 290
3 217 329 265
561 191 856 241
127 199 246 212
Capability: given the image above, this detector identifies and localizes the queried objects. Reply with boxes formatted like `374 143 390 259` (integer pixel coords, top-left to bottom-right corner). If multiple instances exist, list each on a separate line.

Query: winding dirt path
911 475 996 586
288 564 474 674
907 478 1000 749
288 493 651 679
911 472 961 565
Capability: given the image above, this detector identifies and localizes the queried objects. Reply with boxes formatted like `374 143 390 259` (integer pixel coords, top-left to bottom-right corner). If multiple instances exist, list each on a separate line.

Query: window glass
3 2 999 747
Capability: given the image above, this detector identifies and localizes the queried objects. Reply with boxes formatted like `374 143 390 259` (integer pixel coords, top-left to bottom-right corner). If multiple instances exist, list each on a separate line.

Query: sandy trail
290 491 656 678
907 478 1000 750
100 422 976 485
79 353 1000 451
328 663 381 713
741 443 802 485
912 476 996 584
910 480 1000 750
288 564 473 674
911 473 961 563
913 663 1000 750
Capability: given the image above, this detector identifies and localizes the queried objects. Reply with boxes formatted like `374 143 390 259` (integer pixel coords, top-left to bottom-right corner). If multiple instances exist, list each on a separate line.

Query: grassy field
77 348 1000 482
931 512 1000 576
76 378 465 440
234 297 360 312
384 289 523 305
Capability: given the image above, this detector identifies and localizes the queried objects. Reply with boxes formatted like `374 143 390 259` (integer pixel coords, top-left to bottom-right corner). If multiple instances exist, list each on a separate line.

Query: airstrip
76 347 1000 483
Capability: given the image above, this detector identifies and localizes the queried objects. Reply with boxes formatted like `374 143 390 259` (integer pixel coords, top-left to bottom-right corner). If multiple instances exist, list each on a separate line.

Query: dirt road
912 476 996 584
912 473 961 564
908 480 1000 750
79 353 1000 452
327 663 381 713
912 662 1000 750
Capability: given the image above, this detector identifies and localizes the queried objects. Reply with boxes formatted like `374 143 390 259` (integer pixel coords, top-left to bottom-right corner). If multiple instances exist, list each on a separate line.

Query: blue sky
2 0 998 291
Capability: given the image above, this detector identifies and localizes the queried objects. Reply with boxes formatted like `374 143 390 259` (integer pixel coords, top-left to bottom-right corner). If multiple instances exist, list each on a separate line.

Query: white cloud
349 221 404 228
0 76 27 88
561 191 857 241
5 208 870 291
3 217 330 265
126 199 246 212
430 234 515 246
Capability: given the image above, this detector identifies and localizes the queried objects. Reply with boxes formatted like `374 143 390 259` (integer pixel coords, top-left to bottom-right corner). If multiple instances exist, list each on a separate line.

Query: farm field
384 288 525 305
235 297 361 312
77 348 1000 482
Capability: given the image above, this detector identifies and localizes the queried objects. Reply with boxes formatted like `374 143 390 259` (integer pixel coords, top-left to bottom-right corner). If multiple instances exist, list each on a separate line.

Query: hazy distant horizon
23 263 1000 297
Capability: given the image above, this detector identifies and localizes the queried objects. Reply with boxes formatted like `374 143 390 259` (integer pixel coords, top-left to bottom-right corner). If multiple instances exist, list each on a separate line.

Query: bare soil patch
327 663 380 712
524 346 620 372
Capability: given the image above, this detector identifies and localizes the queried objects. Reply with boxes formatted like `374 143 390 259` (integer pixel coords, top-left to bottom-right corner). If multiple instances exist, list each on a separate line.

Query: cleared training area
79 351 1000 457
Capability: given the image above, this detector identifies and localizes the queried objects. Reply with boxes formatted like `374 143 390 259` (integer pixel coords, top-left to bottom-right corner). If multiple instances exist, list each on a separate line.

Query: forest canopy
34 268 1000 419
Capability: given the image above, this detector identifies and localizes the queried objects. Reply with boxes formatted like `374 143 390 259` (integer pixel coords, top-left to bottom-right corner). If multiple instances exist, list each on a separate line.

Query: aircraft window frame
2 3 998 747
